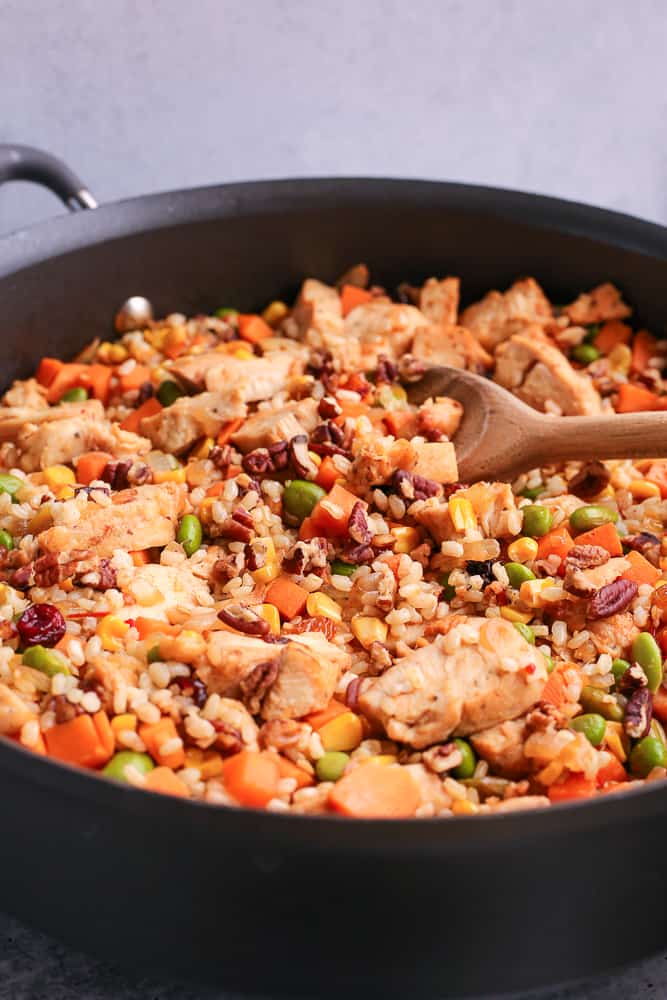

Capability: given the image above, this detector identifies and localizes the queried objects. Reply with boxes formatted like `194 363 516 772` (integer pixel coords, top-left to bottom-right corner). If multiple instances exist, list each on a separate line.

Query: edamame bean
0 529 14 550
570 713 606 747
283 480 326 523
580 685 625 722
157 380 185 407
631 632 663 693
611 658 630 683
504 562 536 588
571 344 601 365
60 386 89 402
103 751 154 783
569 505 618 533
177 514 203 557
316 751 349 782
22 644 69 676
330 560 356 578
514 622 535 645
0 473 25 498
521 505 553 538
452 738 476 779
629 735 667 778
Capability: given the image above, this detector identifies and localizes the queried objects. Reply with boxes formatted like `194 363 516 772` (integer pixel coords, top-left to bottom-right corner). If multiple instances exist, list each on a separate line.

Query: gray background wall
1 1 667 998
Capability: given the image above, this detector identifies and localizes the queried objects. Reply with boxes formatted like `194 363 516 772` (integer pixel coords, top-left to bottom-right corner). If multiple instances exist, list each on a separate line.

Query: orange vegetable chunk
223 750 281 808
329 764 420 818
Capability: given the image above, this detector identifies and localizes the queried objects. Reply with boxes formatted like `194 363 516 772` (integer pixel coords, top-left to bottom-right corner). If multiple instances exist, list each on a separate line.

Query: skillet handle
0 144 97 211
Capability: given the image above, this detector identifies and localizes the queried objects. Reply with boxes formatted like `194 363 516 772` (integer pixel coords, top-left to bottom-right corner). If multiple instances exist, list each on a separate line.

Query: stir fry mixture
0 267 666 817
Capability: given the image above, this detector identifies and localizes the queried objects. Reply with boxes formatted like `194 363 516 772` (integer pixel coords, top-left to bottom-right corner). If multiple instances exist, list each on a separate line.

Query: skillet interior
0 178 666 997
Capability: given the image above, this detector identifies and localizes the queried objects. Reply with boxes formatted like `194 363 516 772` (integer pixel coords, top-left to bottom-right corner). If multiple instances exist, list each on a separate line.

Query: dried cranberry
17 603 66 647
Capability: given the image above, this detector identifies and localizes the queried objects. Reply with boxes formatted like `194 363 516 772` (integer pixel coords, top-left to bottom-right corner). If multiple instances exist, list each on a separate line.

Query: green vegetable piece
452 737 476 780
519 484 544 501
513 622 535 645
60 386 89 402
283 479 326 523
22 644 69 677
629 736 667 778
439 572 456 601
570 713 606 747
330 560 356 578
544 653 555 673
147 644 162 664
215 307 239 321
521 505 553 538
103 751 154 783
504 562 536 588
631 632 663 693
611 658 631 683
0 473 25 498
569 504 618 533
0 529 14 551
177 514 203 557
571 344 601 365
580 685 625 722
315 751 350 782
157 380 185 407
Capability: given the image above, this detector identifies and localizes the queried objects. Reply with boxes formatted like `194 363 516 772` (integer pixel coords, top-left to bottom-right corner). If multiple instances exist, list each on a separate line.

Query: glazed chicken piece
563 283 631 325
417 397 463 440
168 350 298 401
0 378 47 409
412 482 520 543
291 278 344 342
342 302 429 367
419 276 460 326
460 277 553 351
410 325 492 373
116 563 213 621
140 389 247 455
347 434 458 496
231 398 319 452
359 617 548 749
494 330 602 415
470 718 530 779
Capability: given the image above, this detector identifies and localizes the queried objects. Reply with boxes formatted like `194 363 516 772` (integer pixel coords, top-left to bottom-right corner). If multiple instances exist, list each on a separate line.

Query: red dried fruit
17 603 66 647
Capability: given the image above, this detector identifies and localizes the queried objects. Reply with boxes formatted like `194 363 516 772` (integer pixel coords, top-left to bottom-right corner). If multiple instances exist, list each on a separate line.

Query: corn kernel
628 479 661 500
308 450 322 467
538 760 564 785
449 497 476 533
163 327 187 354
319 711 364 752
234 348 254 361
306 592 342 623
192 437 215 459
361 754 398 766
258 603 281 636
451 798 478 816
29 505 54 534
57 485 76 500
250 537 280 584
43 465 76 491
391 525 421 554
506 536 539 563
111 713 137 736
145 328 169 351
519 577 556 608
152 467 187 484
60 578 74 593
98 614 130 652
608 343 631 375
499 606 533 625
199 751 224 779
351 616 388 648
198 497 216 525
98 341 129 363
262 300 289 327
604 721 628 763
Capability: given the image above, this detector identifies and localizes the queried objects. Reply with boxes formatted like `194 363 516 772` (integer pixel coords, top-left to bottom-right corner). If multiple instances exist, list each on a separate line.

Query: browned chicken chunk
460 278 553 351
494 331 602 415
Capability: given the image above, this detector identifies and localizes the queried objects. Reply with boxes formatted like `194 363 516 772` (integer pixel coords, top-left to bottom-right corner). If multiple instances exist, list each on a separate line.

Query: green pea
330 559 356 578
580 685 625 722
0 473 25 498
612 658 630 683
521 505 553 538
177 514 203 557
631 632 663 693
156 380 185 407
22 645 69 677
315 751 349 782
585 323 601 342
519 484 544 501
0 529 14 551
60 386 89 403
283 479 326 523
439 572 456 601
569 505 618 533
147 644 162 664
215 307 239 321
504 562 536 588
570 713 606 747
514 622 535 645
452 738 477 779
571 344 601 365
103 751 154 784
629 736 667 778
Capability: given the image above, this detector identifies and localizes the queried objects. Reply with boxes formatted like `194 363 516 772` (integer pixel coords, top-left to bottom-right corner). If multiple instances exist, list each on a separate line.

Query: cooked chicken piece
347 434 458 496
359 617 548 748
489 796 550 813
410 325 492 373
413 482 520 543
564 283 631 325
39 483 185 557
167 350 297 402
419 277 460 326
494 331 602 415
0 682 35 735
1 378 47 409
588 612 639 658
140 389 247 455
15 411 150 473
0 398 105 442
342 302 429 366
417 397 463 440
470 718 530 779
115 563 213 621
291 278 344 341
231 398 319 452
564 556 630 596
402 763 453 811
460 278 552 351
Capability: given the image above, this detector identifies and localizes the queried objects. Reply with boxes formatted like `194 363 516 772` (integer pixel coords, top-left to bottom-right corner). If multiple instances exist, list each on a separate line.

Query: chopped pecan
617 662 648 695
318 396 342 420
240 660 279 714
267 440 289 471
567 461 611 500
375 356 398 384
565 545 610 571
348 501 371 545
624 686 652 740
340 543 374 565
102 460 132 491
218 605 269 636
345 676 363 711
624 532 661 568
242 449 273 476
588 578 638 619
34 553 65 588
288 434 318 479
212 720 243 756
209 444 234 471
392 469 440 501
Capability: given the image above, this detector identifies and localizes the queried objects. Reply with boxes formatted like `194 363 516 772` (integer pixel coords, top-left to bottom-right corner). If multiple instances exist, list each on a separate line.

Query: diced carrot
262 751 314 789
540 665 571 708
652 687 667 722
264 577 309 620
237 314 273 344
631 329 658 374
621 549 660 587
226 464 242 479
310 483 361 538
36 357 64 388
594 321 632 354
205 481 226 498
76 451 113 486
139 717 185 770
217 417 244 446
144 767 190 798
46 363 90 404
130 550 150 566
536 526 575 570
81 363 113 404
134 617 181 640
334 399 370 424
298 516 318 541
340 284 373 317
118 364 153 394
547 774 596 803
596 755 627 787
616 382 659 413
329 764 420 818
314 456 340 492
119 396 163 433
304 699 348 731
44 712 114 768
383 409 417 437
574 522 622 557
223 750 281 808
646 461 667 499
93 710 115 760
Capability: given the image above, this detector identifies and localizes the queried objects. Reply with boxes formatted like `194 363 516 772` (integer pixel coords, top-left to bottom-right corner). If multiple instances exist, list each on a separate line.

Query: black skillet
1 144 666 998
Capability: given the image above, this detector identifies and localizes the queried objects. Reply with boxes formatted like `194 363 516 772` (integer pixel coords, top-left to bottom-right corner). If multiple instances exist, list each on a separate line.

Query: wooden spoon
407 366 667 483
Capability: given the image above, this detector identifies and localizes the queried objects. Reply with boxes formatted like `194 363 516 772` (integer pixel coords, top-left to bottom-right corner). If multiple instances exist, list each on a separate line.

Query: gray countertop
2 0 667 995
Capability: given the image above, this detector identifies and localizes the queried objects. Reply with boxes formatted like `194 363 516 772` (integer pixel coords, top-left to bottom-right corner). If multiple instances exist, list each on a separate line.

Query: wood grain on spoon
407 366 667 483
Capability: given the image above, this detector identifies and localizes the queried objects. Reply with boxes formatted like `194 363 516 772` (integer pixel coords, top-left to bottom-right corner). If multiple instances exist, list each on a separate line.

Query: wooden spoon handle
535 411 667 465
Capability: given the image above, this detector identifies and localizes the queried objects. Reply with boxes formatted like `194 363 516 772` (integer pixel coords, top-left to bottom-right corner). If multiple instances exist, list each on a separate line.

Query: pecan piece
348 501 371 545
218 605 269 636
288 434 318 479
102 460 132 490
588 578 638 619
318 396 342 420
240 659 279 714
624 686 652 740
212 720 243 756
624 532 661 568
617 662 648 695
565 545 610 571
